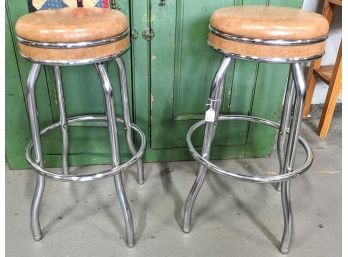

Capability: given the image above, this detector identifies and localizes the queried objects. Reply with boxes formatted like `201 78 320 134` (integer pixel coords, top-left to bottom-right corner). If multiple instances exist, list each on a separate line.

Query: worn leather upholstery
208 6 329 60
15 7 129 63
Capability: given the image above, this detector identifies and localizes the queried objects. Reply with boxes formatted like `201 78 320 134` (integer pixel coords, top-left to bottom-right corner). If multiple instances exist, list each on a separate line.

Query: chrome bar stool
15 6 145 248
183 6 328 253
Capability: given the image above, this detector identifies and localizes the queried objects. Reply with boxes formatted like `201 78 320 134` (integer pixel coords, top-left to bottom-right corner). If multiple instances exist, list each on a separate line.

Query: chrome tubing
54 66 69 175
185 112 311 254
20 48 129 66
186 115 313 183
114 174 135 247
208 44 324 64
279 63 306 254
26 64 46 241
115 57 144 185
96 63 135 248
25 116 146 182
288 63 307 170
183 57 232 233
276 72 295 191
209 24 328 46
17 29 129 49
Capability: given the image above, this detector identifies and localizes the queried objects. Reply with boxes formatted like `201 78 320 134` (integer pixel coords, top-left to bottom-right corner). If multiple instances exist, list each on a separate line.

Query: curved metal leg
54 66 69 175
115 57 144 185
96 63 135 248
114 174 134 247
183 57 232 233
26 64 46 241
279 63 306 254
276 72 295 191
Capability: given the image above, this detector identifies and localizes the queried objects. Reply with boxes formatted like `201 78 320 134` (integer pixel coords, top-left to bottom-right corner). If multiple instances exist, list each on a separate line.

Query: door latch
131 29 139 41
142 28 155 41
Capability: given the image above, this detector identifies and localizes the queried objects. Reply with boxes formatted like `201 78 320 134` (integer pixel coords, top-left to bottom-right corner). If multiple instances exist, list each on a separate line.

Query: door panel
148 0 303 160
5 0 134 168
5 6 32 168
6 0 304 168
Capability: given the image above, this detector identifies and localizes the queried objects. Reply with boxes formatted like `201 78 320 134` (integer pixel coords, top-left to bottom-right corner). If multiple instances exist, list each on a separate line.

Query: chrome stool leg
280 63 306 253
183 61 309 253
115 57 144 185
96 63 135 248
276 72 295 191
53 66 69 175
113 174 135 247
26 64 46 241
183 57 232 233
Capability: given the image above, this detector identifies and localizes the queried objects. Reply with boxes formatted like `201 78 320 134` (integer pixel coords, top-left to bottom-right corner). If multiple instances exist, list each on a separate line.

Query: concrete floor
6 105 341 257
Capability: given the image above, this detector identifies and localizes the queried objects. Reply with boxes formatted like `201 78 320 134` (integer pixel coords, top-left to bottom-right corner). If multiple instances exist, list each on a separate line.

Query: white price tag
205 109 215 122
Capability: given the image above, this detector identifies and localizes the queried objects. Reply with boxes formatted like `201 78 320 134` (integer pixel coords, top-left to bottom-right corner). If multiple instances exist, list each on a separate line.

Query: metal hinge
142 28 155 41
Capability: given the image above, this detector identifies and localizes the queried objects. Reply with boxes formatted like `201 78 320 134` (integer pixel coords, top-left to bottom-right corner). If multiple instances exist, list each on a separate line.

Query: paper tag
205 109 215 122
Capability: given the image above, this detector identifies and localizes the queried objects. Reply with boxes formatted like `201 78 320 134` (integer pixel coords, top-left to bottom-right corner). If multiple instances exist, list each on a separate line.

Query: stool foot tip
127 242 135 248
33 235 42 241
279 248 289 254
182 227 192 233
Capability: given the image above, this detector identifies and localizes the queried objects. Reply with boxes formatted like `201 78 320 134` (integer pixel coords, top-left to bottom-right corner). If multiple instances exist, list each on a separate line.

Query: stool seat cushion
15 7 130 64
208 6 329 62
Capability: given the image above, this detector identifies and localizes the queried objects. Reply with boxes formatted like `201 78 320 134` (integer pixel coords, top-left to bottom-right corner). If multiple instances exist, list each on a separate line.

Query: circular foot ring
186 115 313 184
26 115 146 182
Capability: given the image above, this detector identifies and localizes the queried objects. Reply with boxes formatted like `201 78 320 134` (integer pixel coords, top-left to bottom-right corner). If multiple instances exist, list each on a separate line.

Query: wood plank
323 0 335 23
149 0 246 150
304 0 341 136
314 65 334 84
245 0 302 158
6 0 134 169
6 0 54 129
303 0 333 117
150 0 177 148
5 4 32 169
6 0 59 168
303 59 321 117
224 60 258 147
131 0 150 151
328 0 342 6
6 0 309 167
245 63 289 157
317 43 342 137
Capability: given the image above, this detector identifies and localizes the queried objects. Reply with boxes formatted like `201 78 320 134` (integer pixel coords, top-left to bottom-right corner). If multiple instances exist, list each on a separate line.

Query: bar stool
15 6 146 248
183 6 329 253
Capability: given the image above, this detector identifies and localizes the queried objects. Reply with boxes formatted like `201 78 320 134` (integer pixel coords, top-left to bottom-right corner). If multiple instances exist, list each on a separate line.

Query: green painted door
6 0 133 168
144 0 303 161
5 0 303 169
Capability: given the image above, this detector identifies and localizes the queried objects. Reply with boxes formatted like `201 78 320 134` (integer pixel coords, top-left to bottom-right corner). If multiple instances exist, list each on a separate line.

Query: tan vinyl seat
208 6 329 61
15 7 130 64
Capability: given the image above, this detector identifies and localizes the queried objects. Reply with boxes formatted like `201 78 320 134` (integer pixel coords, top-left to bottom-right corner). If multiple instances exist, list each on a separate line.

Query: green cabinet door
144 0 303 161
5 0 303 169
5 0 134 169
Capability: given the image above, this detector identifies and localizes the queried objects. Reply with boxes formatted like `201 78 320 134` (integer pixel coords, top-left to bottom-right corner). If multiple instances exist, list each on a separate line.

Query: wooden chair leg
303 61 320 117
317 44 342 138
304 0 336 118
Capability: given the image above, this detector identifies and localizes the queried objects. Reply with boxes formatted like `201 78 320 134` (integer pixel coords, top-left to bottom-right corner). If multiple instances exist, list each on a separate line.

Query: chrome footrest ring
25 115 146 182
186 115 313 184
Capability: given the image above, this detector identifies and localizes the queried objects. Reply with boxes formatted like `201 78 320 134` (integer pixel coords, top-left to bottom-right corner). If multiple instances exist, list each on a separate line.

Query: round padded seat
15 7 130 64
208 6 329 62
